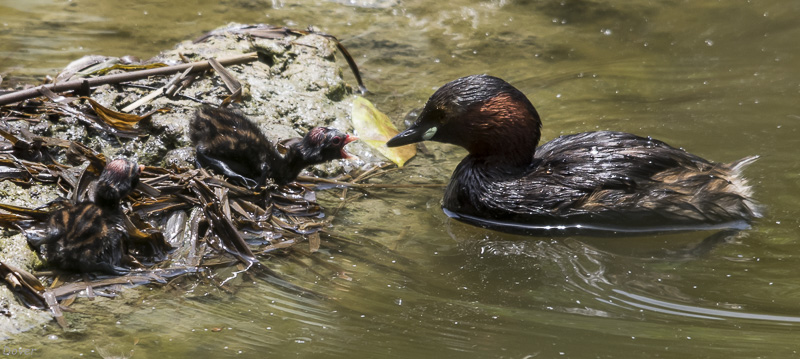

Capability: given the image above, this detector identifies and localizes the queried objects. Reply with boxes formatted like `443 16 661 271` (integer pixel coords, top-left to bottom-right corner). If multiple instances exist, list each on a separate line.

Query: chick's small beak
340 134 358 159
344 134 358 145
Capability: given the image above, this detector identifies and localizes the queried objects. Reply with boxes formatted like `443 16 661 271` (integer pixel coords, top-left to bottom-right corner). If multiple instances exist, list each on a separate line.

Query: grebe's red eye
331 136 342 146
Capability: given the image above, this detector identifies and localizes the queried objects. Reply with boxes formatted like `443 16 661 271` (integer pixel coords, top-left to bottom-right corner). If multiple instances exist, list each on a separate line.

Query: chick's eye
331 136 342 146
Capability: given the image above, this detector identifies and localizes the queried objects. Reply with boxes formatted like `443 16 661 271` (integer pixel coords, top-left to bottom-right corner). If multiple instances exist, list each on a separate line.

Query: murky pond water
2 0 800 357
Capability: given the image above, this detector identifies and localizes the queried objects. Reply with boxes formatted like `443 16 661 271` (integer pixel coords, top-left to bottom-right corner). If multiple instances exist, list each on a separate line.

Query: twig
0 53 259 106
120 66 191 112
118 83 208 103
207 58 242 105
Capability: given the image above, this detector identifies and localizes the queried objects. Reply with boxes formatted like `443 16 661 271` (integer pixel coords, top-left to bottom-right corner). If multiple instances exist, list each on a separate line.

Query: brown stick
0 53 259 106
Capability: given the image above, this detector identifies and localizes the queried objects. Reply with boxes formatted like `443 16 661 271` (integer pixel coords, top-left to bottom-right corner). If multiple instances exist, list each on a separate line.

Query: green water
2 0 800 357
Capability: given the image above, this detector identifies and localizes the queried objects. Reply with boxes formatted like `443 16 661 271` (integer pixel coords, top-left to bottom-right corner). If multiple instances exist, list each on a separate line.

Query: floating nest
0 24 377 328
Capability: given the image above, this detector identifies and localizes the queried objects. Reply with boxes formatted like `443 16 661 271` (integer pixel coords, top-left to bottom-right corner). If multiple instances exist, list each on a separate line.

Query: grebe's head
301 127 358 163
387 74 542 158
95 158 142 206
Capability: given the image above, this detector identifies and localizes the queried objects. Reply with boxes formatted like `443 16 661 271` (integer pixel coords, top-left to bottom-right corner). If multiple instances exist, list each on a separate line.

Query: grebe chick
386 75 761 231
190 106 357 188
30 159 142 275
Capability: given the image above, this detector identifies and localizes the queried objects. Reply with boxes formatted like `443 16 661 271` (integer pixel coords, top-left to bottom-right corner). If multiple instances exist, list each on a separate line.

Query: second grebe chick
30 159 142 275
190 106 357 188
387 75 762 231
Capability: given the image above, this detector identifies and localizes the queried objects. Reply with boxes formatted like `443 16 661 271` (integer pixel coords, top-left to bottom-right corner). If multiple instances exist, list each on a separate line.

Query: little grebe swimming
29 159 142 275
190 106 357 188
386 75 761 232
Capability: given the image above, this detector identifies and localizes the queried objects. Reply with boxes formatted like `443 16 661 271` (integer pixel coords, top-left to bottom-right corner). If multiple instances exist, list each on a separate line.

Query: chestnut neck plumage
454 92 542 169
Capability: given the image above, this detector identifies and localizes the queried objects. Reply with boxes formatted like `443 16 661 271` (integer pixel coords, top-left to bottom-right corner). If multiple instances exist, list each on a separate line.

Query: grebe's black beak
386 122 434 147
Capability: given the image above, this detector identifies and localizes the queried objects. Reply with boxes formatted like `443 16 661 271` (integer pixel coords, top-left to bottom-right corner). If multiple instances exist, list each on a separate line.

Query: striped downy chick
30 159 142 275
190 106 356 188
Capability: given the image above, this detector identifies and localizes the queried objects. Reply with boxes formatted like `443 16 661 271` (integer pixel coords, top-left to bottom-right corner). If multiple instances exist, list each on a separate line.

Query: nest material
0 24 369 328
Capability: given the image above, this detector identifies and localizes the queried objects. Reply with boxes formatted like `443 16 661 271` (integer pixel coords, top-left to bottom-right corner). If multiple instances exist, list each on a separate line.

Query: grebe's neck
458 92 542 168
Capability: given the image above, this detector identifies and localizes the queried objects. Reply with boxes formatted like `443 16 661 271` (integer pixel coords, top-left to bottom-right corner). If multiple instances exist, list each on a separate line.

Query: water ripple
611 289 800 323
